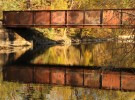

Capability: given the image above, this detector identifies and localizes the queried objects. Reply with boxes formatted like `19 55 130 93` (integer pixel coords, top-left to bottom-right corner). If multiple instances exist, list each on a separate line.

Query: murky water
0 41 135 100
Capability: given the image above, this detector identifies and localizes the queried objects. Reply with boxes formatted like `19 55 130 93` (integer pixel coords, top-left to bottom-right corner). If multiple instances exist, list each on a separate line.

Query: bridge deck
3 9 135 28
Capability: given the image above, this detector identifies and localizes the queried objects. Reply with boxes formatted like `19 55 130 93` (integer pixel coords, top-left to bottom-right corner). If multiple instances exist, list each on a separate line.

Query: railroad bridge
3 9 135 28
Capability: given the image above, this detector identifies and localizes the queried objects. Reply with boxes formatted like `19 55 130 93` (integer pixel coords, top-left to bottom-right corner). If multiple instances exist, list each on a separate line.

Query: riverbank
0 26 33 49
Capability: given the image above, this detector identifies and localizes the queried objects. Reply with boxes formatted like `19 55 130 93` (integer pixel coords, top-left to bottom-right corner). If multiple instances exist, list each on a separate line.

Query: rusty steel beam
3 9 135 28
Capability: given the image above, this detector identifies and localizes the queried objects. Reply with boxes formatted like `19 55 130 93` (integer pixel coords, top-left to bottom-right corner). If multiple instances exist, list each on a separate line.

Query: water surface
0 41 135 100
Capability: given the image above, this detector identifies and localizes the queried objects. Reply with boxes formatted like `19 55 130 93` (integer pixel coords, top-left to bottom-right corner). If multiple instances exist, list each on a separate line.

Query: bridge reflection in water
3 65 135 91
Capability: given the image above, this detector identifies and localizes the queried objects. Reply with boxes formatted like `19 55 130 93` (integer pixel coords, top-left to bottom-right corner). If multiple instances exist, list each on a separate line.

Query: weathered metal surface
84 70 100 88
3 9 135 28
19 12 33 25
84 11 101 28
35 11 50 28
3 65 135 91
102 72 120 90
66 68 83 86
121 72 135 91
35 67 50 84
51 68 65 85
103 10 121 28
122 10 135 25
67 11 84 28
51 11 65 28
4 12 19 26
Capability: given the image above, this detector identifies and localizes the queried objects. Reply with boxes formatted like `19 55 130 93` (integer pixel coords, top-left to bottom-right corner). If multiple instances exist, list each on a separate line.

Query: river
0 41 135 100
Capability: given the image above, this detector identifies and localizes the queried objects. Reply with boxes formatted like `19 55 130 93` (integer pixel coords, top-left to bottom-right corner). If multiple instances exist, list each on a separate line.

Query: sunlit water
0 41 135 100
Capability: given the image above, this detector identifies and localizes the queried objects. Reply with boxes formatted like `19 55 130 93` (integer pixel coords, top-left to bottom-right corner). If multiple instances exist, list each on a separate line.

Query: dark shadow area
8 28 56 45
7 45 52 65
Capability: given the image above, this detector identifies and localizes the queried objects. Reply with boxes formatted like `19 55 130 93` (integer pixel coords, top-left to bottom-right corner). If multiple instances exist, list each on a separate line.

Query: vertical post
65 10 67 27
50 11 52 27
120 71 122 91
18 11 20 25
49 68 52 84
83 69 85 86
65 68 66 86
33 66 35 83
120 9 123 27
83 10 85 27
3 12 6 25
33 11 35 27
100 71 103 89
26 0 31 9
100 10 103 27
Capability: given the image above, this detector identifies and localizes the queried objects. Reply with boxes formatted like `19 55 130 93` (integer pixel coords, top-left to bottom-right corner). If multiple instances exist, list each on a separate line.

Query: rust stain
121 72 135 91
85 11 100 24
122 10 135 25
35 11 50 25
19 12 33 25
51 68 65 85
66 68 83 86
84 70 100 88
35 67 50 84
51 11 65 28
103 10 121 25
102 72 120 90
4 12 19 25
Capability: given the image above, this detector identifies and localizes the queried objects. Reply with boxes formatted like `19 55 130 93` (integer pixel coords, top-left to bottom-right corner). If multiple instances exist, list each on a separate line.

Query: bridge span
3 9 135 28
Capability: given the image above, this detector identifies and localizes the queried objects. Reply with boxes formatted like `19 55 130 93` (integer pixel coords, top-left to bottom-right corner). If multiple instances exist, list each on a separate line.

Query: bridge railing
3 9 135 28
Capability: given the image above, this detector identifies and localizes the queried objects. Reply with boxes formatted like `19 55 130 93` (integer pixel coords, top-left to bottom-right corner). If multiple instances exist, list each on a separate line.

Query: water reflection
0 46 31 66
3 65 135 91
0 42 135 99
1 64 135 100
14 42 135 68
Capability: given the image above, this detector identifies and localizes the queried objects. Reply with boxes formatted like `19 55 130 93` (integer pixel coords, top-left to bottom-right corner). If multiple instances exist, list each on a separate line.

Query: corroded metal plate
121 72 135 91
85 11 100 24
3 66 33 83
51 11 65 28
102 72 120 90
35 67 50 84
35 11 50 26
3 12 19 25
103 10 121 25
103 10 121 28
66 68 83 86
51 68 65 85
122 10 135 25
67 11 84 28
19 12 33 25
84 11 101 28
84 70 100 88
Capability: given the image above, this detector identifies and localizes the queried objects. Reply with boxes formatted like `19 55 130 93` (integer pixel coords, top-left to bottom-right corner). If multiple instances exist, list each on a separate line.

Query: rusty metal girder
3 9 135 28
